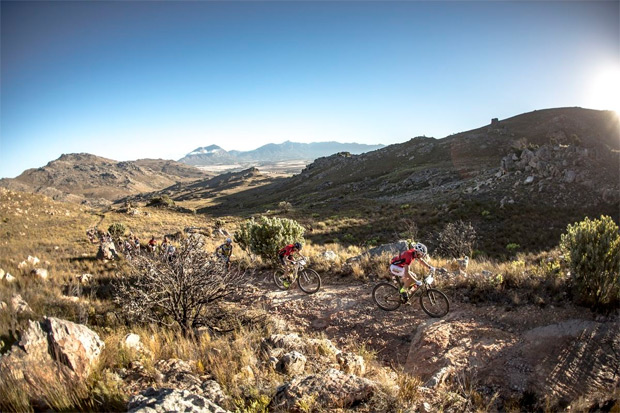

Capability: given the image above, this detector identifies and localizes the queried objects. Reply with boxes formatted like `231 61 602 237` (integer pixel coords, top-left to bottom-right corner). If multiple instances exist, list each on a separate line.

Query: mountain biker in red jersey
278 242 303 273
390 242 435 302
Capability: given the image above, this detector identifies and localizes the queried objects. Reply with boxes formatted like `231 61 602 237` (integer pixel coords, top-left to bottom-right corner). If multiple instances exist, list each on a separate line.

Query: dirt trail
239 272 603 368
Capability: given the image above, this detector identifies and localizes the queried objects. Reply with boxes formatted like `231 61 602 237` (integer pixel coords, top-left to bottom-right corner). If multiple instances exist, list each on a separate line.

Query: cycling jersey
391 249 417 267
278 244 299 265
217 243 233 258
278 244 297 257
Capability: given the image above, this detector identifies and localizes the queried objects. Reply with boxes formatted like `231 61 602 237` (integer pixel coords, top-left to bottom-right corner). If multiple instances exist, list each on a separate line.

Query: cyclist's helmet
412 242 428 258
293 242 302 250
226 238 232 244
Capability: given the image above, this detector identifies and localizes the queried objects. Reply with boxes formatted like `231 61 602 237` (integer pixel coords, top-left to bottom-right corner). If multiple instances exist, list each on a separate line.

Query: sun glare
587 66 620 115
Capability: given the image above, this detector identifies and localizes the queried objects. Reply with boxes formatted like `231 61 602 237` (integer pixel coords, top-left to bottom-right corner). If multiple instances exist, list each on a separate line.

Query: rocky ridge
0 153 209 206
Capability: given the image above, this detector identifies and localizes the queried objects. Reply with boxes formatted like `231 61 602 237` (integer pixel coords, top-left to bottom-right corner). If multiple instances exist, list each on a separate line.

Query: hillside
178 141 385 166
198 108 619 256
0 187 618 412
120 167 281 210
0 154 210 206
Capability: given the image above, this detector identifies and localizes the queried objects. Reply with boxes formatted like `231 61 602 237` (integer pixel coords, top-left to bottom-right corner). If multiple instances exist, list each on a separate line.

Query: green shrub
506 243 520 253
560 215 620 308
107 222 126 237
234 216 305 263
146 195 175 208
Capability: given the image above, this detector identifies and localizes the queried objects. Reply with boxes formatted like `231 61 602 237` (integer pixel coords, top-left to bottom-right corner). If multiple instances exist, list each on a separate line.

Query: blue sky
1 1 618 178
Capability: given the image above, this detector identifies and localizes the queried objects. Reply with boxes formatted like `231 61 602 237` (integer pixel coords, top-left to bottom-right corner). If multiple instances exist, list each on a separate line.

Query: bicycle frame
389 272 434 297
284 259 306 281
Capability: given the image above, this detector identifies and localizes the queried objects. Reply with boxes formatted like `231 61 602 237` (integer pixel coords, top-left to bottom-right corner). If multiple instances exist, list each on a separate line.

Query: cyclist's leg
402 272 414 289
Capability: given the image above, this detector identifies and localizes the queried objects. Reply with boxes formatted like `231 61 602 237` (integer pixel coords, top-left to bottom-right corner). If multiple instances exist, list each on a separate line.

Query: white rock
4 273 16 283
76 273 93 283
524 176 535 184
11 294 33 314
0 268 5 279
123 333 143 351
322 250 338 261
32 268 49 280
27 256 40 266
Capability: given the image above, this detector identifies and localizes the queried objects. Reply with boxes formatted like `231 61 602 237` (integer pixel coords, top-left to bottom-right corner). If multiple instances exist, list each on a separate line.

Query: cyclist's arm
419 257 434 271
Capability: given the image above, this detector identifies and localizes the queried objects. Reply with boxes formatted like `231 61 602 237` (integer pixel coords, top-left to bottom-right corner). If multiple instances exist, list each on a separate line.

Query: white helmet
412 242 428 257
226 238 232 244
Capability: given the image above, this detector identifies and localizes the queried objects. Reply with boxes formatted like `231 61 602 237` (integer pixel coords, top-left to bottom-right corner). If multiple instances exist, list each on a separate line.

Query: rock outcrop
270 368 378 412
405 315 620 401
0 317 104 381
127 388 230 413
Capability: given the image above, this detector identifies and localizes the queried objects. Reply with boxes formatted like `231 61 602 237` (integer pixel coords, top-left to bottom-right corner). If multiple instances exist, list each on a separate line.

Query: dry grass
0 188 608 412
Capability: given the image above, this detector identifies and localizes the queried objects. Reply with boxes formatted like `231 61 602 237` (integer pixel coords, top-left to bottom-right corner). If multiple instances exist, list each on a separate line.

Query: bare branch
113 235 246 334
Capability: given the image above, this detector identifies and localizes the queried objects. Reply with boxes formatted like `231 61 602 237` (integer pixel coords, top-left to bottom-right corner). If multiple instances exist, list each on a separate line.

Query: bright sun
587 66 620 114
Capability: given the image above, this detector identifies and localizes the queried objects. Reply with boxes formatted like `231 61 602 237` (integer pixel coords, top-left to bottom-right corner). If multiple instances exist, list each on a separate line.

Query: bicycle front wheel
298 269 321 294
419 288 450 318
372 282 401 311
273 269 291 290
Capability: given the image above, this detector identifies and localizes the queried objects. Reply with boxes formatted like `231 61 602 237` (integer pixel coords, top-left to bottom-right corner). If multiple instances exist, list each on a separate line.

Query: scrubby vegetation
0 188 618 412
235 216 305 263
146 194 175 208
107 222 127 238
114 236 246 334
560 215 620 309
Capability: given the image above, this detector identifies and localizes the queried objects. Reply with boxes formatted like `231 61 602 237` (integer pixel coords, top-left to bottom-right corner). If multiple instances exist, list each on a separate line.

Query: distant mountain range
1 107 618 257
178 141 385 166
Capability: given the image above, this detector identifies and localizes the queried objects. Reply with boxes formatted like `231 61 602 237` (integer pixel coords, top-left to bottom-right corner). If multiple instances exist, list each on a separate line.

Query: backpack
390 254 406 266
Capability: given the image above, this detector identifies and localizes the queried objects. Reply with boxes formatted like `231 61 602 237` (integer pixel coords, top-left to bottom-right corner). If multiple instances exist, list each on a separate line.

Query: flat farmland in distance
196 160 310 176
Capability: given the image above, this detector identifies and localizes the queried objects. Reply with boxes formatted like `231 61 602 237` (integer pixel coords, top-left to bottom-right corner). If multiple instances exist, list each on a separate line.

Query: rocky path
238 271 619 401
241 273 434 365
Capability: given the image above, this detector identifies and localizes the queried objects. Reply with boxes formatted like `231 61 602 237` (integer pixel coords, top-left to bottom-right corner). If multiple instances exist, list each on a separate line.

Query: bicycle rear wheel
372 282 401 311
298 269 321 294
419 288 450 317
273 269 291 290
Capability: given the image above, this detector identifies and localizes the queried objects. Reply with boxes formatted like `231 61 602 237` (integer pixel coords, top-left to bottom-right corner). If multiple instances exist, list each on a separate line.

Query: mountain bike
372 270 449 317
273 258 321 294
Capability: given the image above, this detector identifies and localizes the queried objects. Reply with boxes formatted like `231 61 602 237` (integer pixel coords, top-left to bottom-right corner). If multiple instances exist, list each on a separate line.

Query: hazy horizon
2 1 618 178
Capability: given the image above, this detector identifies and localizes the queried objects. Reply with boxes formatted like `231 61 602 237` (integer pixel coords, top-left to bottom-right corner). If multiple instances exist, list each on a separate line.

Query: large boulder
42 317 105 378
0 317 105 408
405 316 620 401
127 388 229 413
347 240 409 263
0 317 104 380
480 319 620 399
270 368 378 412
365 240 409 258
